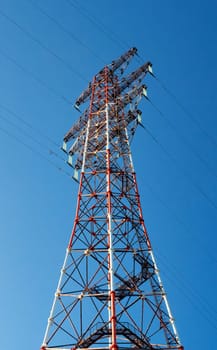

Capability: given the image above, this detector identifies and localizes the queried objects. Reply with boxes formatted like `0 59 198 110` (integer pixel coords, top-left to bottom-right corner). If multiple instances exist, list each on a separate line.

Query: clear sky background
0 0 216 349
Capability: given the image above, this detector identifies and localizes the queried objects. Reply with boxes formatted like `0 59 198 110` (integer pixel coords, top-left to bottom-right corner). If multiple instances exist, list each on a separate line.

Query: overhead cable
0 48 72 106
29 0 106 65
141 121 217 212
0 8 88 82
0 123 71 179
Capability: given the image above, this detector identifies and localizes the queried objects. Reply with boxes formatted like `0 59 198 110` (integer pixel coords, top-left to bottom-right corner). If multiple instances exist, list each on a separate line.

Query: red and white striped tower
40 48 184 350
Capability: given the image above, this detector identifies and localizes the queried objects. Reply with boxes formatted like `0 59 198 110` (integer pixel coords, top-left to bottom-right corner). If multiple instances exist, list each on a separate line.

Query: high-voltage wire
0 111 66 164
64 0 129 51
139 182 217 328
29 0 106 65
154 75 217 152
143 182 217 264
157 254 217 331
0 48 72 106
157 250 217 321
0 102 60 148
0 8 88 83
147 97 217 180
0 123 71 178
141 116 217 211
143 182 217 323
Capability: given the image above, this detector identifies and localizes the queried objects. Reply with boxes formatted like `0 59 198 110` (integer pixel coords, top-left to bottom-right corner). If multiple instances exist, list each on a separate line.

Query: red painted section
110 290 118 350
68 76 97 249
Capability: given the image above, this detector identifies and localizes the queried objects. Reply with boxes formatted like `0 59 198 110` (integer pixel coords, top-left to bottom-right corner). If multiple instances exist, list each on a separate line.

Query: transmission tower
40 48 184 350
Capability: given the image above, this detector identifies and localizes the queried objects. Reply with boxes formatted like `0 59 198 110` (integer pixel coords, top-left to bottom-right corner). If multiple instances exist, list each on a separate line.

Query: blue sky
0 0 217 349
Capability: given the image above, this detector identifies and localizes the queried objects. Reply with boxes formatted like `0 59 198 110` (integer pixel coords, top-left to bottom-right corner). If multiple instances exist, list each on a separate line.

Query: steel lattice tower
41 48 184 350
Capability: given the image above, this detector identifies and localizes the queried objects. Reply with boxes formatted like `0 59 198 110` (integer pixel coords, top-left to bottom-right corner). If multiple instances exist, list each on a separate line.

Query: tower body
41 48 183 350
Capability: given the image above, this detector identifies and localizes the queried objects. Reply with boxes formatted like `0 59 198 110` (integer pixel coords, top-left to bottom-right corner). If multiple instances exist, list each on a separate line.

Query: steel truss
41 48 184 350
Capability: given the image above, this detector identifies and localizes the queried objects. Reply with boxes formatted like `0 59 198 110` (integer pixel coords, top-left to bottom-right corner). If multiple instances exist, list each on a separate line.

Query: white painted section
149 250 181 344
42 248 70 346
105 102 114 347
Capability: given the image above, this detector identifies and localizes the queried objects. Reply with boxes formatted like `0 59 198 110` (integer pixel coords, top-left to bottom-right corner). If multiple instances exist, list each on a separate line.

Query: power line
64 0 129 51
157 250 217 320
0 102 60 148
0 7 88 83
148 97 217 180
29 0 106 65
0 112 47 148
0 48 72 106
136 52 217 152
157 251 217 327
0 123 72 179
157 253 217 332
154 74 217 152
140 122 217 211
0 111 66 164
143 181 217 264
